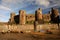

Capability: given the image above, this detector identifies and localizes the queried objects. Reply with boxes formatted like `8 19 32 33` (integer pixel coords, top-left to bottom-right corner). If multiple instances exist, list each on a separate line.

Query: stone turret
51 8 59 17
35 8 43 24
10 12 16 24
50 8 59 23
53 9 59 17
19 10 26 25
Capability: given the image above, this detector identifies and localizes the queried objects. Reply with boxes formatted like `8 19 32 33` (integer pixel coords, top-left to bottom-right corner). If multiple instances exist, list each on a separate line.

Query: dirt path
0 32 60 40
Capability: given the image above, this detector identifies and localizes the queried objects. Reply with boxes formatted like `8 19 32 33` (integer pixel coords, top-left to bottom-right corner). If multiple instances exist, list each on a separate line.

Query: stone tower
53 9 59 17
10 12 16 24
35 8 43 24
19 10 26 25
50 8 59 23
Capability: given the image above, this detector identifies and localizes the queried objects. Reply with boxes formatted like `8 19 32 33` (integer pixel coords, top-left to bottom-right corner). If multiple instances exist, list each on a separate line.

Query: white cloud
0 5 12 11
0 14 9 22
0 0 60 22
0 5 13 18
1 0 60 8
0 5 13 22
35 0 50 7
0 14 6 18
1 0 50 8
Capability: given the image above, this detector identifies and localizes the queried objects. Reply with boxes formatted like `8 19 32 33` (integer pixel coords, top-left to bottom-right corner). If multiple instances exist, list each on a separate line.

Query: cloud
0 5 13 19
35 0 50 7
0 14 6 18
0 5 13 22
1 0 60 8
0 5 12 11
43 0 60 9
1 0 50 8
0 0 60 22
43 4 58 10
1 0 27 9
0 13 9 22
0 13 8 22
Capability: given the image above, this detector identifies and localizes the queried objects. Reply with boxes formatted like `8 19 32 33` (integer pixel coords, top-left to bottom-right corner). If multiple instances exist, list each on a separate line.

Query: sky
0 0 60 22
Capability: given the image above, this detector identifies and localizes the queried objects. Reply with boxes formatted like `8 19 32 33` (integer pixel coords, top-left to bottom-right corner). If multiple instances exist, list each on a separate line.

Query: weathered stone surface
34 21 38 32
35 8 43 24
19 10 26 25
10 12 16 24
26 14 35 22
50 8 59 23
54 9 59 17
0 24 58 33
43 14 51 22
9 8 60 25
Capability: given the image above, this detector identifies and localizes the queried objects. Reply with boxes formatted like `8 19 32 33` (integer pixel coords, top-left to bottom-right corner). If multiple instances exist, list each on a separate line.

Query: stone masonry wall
0 24 58 32
19 10 26 25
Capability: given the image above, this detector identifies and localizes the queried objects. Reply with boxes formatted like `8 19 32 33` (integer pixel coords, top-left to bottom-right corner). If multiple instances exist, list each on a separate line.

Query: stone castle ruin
0 8 60 33
8 8 60 25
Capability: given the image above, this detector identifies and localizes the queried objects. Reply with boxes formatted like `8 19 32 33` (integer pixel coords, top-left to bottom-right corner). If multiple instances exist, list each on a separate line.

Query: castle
8 8 59 25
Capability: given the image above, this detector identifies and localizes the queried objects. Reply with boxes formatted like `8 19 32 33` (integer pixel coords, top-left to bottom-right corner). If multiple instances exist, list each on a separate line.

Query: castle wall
26 14 35 22
0 24 58 33
9 13 51 24
9 8 58 24
43 14 51 22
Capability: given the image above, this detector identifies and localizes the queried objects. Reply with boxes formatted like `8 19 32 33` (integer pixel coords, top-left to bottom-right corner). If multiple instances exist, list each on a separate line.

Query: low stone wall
9 25 34 32
37 24 58 32
0 24 59 32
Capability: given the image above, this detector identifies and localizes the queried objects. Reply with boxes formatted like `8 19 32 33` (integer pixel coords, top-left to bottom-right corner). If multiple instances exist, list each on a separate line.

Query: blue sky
0 0 60 22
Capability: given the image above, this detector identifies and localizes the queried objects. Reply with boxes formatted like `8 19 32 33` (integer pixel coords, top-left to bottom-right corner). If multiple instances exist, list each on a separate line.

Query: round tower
10 12 16 24
19 10 26 25
35 8 43 24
